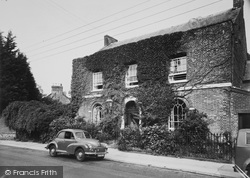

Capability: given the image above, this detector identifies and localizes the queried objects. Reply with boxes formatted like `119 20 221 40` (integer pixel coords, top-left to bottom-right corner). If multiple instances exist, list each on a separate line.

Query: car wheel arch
48 143 58 149
243 158 250 171
74 146 86 153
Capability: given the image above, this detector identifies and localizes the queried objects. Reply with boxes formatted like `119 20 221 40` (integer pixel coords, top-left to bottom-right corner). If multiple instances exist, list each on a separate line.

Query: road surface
0 145 216 178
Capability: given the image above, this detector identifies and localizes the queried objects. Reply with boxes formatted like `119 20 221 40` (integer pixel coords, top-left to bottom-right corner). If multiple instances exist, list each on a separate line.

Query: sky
0 0 249 96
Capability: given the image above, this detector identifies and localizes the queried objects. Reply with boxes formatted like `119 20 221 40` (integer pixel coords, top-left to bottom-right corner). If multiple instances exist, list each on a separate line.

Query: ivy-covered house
71 1 250 136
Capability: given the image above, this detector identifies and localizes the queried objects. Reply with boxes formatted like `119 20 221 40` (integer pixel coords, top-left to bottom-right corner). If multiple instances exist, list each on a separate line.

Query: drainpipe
228 89 232 135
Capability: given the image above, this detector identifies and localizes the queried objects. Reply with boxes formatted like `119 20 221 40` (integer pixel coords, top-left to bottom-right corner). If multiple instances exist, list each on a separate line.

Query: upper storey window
125 64 138 88
93 72 103 91
169 56 187 83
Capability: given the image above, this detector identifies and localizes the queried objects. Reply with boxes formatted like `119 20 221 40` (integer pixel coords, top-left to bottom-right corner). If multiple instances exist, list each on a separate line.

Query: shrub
118 125 141 151
140 124 178 155
177 109 209 149
117 109 212 157
99 115 121 140
96 132 113 142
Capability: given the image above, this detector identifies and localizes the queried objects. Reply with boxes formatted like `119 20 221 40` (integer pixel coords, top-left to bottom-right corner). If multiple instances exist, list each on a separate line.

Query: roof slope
101 8 240 51
47 92 71 104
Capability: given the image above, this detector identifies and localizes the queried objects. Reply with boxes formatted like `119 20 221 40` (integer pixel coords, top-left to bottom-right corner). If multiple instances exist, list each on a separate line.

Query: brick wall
184 88 230 133
183 87 250 137
183 22 232 86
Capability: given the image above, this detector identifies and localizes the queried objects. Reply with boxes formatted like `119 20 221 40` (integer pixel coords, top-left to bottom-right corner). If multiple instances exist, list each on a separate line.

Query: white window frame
168 56 187 83
92 72 103 91
168 99 187 131
92 104 103 125
125 64 138 88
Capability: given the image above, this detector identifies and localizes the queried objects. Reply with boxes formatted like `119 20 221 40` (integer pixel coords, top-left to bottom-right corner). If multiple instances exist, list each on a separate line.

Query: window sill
168 128 175 131
84 93 102 99
169 79 188 84
92 89 103 92
125 85 139 88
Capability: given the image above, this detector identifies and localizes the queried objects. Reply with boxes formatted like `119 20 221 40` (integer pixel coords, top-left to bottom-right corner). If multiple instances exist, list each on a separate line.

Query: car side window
246 132 250 144
65 131 74 139
57 132 65 139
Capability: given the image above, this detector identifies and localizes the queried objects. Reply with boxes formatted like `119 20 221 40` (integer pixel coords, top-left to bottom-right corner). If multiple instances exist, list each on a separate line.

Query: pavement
0 140 242 178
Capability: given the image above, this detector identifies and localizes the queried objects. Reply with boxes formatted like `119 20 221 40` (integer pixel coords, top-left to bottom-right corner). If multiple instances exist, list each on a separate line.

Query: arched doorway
168 98 187 130
124 101 140 127
92 103 103 125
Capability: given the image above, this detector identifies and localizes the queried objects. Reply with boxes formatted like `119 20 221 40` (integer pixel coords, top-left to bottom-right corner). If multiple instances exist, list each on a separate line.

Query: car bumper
85 151 108 156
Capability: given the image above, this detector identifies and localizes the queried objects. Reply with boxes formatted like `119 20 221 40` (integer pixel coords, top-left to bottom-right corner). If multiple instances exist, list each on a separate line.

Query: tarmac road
0 145 218 178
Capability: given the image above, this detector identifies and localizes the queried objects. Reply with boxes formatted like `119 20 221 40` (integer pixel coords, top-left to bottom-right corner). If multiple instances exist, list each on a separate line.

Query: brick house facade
71 3 249 137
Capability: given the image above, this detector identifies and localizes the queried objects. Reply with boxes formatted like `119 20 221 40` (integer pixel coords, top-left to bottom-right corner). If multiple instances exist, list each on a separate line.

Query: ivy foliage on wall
71 58 89 111
83 32 184 124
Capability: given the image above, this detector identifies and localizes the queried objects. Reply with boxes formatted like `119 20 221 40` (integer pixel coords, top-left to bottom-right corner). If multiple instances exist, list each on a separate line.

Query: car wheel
49 145 57 157
246 165 250 176
75 148 85 162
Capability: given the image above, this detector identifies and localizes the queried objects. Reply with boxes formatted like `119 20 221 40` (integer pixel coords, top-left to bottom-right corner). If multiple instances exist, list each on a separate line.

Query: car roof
60 129 86 132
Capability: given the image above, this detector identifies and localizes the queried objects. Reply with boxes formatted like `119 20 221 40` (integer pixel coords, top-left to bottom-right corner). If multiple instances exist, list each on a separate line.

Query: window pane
93 72 103 90
65 132 72 139
168 99 187 130
126 64 138 87
75 132 84 139
57 132 65 139
246 133 250 144
92 104 103 124
169 56 187 83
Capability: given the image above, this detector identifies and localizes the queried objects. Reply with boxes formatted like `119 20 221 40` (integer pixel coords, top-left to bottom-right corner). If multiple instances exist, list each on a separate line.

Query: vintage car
234 129 250 176
45 129 108 161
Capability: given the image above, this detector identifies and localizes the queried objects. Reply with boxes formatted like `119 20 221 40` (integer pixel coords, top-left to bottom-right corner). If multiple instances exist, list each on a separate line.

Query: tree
2 100 76 142
0 31 41 113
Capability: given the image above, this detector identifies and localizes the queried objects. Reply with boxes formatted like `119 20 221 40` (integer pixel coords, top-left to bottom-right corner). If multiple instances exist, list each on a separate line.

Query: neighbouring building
71 0 250 137
48 84 71 104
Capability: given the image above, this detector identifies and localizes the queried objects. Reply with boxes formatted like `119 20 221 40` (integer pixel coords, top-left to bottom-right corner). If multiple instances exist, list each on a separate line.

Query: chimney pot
104 35 118 46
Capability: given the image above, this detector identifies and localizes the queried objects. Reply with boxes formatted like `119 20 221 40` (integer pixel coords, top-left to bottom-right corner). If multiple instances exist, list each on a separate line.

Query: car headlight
86 144 93 149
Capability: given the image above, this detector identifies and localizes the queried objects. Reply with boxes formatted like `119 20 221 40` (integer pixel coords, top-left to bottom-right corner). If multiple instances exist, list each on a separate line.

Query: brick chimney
104 35 118 46
51 84 63 95
233 0 244 8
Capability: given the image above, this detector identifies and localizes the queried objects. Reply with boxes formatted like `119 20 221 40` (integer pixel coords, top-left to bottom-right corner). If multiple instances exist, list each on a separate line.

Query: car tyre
49 145 57 157
75 148 85 162
246 165 250 176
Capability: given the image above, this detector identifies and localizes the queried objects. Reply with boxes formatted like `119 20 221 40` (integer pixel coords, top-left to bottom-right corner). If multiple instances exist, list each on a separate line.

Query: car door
55 131 66 151
235 129 250 171
63 131 77 150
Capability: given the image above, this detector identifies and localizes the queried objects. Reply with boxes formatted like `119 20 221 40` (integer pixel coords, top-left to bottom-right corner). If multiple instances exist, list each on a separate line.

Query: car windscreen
75 132 85 139
75 132 91 139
